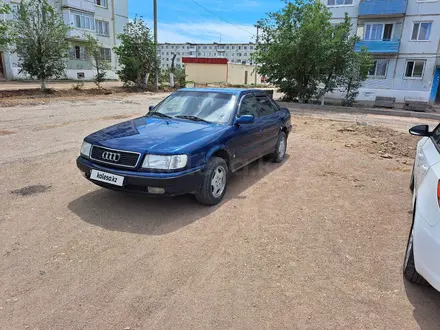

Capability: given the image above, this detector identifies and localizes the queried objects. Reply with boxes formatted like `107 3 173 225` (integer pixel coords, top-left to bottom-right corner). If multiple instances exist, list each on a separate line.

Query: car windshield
151 91 237 125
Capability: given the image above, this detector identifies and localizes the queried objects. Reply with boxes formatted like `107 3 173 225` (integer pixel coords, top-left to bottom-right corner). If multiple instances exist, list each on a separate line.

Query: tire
271 132 287 163
403 209 428 285
195 157 228 206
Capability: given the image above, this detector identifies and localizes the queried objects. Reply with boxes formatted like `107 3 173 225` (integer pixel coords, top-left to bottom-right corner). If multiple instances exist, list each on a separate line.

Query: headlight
80 141 92 157
142 154 188 170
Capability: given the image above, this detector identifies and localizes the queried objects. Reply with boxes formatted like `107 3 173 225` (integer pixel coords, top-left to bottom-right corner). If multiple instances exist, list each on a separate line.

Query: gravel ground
1 95 440 329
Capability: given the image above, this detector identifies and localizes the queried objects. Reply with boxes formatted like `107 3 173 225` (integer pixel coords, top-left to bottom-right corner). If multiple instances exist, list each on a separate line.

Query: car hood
86 117 228 154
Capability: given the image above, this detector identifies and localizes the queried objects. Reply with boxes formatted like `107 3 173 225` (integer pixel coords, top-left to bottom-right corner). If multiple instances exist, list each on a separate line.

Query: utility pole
254 22 260 85
154 0 158 91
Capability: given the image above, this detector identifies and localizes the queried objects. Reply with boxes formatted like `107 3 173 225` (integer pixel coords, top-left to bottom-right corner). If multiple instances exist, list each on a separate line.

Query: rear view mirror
409 125 431 137
236 115 255 125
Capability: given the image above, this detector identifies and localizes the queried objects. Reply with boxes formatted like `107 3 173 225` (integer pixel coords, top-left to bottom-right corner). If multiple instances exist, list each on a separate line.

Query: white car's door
414 125 440 190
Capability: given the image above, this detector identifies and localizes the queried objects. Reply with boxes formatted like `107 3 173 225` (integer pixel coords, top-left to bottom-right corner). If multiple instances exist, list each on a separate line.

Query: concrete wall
185 63 228 84
228 64 262 85
399 15 440 55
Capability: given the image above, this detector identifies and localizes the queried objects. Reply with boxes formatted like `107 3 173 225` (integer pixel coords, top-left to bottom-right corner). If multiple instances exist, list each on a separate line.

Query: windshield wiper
148 112 172 119
175 115 211 123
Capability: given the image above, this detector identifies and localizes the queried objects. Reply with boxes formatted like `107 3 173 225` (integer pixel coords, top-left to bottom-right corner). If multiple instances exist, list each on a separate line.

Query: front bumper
76 156 204 196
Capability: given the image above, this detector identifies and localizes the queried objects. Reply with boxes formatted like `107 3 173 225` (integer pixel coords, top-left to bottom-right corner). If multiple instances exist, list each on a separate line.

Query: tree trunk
41 78 47 91
171 54 177 74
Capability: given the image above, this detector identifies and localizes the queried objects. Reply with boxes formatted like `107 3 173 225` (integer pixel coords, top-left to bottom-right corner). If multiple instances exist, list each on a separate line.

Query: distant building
0 0 128 80
323 0 440 104
157 42 257 70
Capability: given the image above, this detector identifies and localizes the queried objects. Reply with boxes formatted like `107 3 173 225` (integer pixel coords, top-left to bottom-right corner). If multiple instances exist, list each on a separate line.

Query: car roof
178 88 266 96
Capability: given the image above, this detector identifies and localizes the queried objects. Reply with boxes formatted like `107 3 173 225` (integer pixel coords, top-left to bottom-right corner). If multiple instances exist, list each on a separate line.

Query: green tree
84 35 111 88
9 0 70 91
337 48 373 106
254 0 333 102
0 4 10 48
114 17 157 88
254 0 373 104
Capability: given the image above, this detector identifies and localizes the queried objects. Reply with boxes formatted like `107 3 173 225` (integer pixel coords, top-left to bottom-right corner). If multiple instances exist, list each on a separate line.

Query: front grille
90 146 141 168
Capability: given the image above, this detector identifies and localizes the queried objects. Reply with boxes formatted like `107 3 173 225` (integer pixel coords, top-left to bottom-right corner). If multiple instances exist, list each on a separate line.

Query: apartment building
323 0 440 104
0 0 128 80
157 43 256 69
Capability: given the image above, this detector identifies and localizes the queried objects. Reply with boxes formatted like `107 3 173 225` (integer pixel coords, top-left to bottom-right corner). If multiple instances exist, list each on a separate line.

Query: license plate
90 170 124 187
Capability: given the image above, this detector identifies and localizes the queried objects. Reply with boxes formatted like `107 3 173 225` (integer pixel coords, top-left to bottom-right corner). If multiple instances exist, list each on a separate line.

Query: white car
404 124 440 290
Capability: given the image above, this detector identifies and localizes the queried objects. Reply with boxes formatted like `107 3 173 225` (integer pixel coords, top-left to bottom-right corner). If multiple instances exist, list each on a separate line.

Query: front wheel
195 157 228 206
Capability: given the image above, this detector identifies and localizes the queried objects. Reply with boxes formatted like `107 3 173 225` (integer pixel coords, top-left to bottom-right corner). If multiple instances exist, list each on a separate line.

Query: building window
368 59 388 77
70 46 87 60
244 46 247 49
411 22 432 41
231 46 235 49
198 52 201 56
209 46 212 49
96 20 109 36
250 46 254 50
226 46 229 49
73 12 95 30
364 23 393 41
203 46 207 49
405 60 425 78
96 0 107 7
327 0 353 5
100 48 111 62
238 46 241 50
244 53 247 56
166 52 169 55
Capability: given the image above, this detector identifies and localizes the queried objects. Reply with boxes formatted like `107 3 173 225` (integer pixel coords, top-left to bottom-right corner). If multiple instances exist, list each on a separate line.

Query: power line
189 0 255 37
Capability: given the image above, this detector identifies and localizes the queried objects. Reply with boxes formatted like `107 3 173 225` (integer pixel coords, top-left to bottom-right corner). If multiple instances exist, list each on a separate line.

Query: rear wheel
271 132 287 163
403 210 428 285
195 157 228 206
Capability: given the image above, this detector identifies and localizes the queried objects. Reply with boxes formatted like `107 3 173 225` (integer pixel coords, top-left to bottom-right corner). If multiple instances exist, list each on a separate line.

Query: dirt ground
1 94 440 330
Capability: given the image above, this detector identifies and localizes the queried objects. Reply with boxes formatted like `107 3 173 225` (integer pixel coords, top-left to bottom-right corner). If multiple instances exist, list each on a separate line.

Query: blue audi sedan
77 88 292 205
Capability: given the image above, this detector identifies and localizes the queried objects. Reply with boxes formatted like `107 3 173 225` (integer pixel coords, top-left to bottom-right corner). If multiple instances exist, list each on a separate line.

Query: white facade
323 0 440 104
157 43 257 69
0 0 128 81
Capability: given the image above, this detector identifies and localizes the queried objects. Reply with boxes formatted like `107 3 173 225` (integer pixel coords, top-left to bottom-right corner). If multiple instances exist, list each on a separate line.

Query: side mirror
409 125 431 137
148 105 155 112
236 115 255 125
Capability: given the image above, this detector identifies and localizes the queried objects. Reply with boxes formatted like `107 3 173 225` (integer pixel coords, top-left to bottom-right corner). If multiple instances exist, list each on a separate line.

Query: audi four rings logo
102 151 121 162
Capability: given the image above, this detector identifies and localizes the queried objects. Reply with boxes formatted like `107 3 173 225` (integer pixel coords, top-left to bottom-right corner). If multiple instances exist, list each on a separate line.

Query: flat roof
182 57 228 64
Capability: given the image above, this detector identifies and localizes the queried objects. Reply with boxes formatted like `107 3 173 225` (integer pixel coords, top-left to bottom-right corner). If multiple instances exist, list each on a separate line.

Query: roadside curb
279 102 440 121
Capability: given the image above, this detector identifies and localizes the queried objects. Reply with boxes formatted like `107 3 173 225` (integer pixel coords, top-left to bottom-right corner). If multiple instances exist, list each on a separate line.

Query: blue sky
128 0 284 43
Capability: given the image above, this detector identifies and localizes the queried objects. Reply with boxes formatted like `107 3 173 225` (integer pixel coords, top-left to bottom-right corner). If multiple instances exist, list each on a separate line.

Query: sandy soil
1 95 440 330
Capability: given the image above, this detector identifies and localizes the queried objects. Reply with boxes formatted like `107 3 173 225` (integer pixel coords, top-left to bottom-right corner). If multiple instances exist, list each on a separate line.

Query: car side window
238 94 258 118
256 95 278 117
431 124 440 145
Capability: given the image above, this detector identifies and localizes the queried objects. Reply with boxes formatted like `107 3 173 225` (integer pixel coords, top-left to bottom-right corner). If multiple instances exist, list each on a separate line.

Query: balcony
355 40 400 54
359 0 407 18
62 0 95 13
67 28 95 40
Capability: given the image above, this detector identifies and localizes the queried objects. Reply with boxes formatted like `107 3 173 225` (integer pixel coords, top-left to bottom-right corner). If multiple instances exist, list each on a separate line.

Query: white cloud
151 21 257 44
